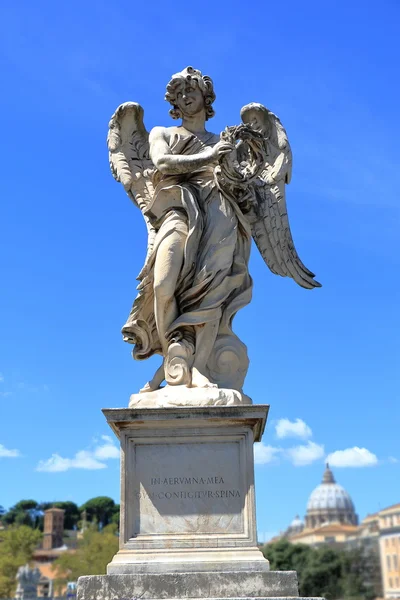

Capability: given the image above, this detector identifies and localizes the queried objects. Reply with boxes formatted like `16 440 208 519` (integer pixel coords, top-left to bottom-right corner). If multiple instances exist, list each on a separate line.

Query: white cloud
36 436 119 472
254 443 282 465
389 456 399 464
286 441 325 466
275 418 312 440
0 443 21 458
93 435 119 460
327 447 378 468
37 451 106 472
0 373 4 383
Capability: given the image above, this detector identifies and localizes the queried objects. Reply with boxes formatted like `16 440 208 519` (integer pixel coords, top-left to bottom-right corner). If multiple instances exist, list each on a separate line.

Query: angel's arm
149 127 231 175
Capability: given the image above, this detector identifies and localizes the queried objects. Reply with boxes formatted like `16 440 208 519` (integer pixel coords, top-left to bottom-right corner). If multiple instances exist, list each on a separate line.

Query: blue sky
0 0 399 538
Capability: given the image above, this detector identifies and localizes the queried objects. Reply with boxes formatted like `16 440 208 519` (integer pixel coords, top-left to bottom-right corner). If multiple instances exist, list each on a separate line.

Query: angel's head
240 103 271 136
165 66 216 121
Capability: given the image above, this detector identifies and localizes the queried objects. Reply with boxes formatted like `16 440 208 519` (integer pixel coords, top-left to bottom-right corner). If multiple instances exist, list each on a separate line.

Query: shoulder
149 126 168 143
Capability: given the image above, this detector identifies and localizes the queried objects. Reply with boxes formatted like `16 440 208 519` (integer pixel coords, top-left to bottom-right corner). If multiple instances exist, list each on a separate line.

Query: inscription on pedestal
132 440 245 536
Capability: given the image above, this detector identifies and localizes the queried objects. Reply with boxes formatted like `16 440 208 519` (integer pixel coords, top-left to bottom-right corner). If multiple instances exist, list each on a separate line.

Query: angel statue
108 66 320 399
15 564 41 600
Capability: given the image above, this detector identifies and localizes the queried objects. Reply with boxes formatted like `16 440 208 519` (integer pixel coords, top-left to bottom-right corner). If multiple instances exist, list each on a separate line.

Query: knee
154 278 175 299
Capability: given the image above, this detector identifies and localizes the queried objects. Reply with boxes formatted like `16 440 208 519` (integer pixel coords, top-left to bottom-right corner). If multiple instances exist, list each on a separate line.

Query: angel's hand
262 169 276 185
212 140 236 161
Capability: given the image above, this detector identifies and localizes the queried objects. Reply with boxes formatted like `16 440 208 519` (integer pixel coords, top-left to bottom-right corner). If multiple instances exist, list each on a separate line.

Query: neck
181 111 207 134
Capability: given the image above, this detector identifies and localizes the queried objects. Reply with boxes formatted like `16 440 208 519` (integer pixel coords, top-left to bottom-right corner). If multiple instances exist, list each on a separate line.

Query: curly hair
165 66 216 121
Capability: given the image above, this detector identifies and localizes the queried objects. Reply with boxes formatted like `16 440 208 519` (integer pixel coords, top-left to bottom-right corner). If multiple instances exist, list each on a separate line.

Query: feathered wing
107 102 156 274
246 108 321 290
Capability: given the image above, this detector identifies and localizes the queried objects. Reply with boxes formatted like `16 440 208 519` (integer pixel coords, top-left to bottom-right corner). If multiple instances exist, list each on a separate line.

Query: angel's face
176 80 205 117
243 109 269 135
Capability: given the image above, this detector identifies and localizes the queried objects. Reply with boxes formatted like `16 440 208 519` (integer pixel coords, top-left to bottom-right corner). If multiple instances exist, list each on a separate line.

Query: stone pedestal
104 405 269 575
77 401 323 600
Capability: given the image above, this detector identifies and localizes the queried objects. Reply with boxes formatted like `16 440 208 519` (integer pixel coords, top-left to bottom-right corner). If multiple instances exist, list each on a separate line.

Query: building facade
379 504 400 599
42 507 65 550
33 508 69 596
273 465 400 599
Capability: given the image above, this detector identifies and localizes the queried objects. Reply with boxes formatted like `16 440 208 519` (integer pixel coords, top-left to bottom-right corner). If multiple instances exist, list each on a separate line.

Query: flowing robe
121 131 252 383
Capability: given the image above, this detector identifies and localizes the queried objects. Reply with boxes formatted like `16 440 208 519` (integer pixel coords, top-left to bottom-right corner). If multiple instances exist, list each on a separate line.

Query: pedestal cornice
102 404 269 442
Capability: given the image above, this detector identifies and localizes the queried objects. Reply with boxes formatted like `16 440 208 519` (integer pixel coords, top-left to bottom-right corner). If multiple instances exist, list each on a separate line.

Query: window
386 539 390 548
396 577 399 588
394 555 399 570
389 578 393 588
387 555 392 570
393 538 396 547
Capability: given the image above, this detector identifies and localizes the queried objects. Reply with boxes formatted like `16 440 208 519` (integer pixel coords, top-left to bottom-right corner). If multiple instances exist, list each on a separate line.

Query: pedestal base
129 386 252 408
77 570 300 599
77 401 325 600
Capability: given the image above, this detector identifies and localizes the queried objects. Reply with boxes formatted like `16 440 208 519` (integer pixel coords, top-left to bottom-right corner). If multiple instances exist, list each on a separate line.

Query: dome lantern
322 463 335 484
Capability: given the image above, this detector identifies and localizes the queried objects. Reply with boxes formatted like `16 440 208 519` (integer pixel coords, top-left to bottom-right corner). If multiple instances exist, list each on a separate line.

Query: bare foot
190 367 218 389
139 382 154 393
139 362 165 393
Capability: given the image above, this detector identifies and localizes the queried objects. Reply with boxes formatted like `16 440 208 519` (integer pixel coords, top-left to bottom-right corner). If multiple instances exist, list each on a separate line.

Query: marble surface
129 386 252 408
77 570 301 599
134 439 243 536
104 405 269 575
108 67 321 397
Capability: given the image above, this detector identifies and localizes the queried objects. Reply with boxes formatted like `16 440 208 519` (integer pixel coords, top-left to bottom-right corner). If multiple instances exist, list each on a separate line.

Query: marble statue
15 564 41 600
108 67 320 397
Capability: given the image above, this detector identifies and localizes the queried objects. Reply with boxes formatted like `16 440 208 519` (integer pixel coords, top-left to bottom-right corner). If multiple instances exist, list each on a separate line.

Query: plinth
77 397 322 600
105 405 268 575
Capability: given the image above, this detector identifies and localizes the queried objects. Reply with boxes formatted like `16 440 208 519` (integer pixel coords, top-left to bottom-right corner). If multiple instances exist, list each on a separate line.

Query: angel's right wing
251 180 321 289
240 104 320 289
107 102 156 274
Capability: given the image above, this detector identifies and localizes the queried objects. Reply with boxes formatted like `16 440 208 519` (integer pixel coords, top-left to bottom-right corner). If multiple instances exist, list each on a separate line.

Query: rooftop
379 502 400 515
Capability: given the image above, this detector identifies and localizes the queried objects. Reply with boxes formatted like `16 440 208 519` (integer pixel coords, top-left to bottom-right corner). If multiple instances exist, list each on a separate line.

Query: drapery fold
121 132 252 365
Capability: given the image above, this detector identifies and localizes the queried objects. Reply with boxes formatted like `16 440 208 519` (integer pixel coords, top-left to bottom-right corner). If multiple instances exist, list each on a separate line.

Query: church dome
305 465 358 529
285 515 304 537
290 515 304 528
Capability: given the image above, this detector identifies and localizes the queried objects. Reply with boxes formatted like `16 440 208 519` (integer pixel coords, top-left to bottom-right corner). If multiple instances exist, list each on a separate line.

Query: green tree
52 523 118 588
300 546 344 599
110 504 120 527
0 526 42 597
79 497 116 527
341 546 382 600
263 538 312 573
2 500 39 528
262 539 375 600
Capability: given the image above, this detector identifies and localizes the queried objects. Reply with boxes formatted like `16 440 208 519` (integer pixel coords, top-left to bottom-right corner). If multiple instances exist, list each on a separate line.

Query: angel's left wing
107 102 156 277
240 104 321 290
107 102 154 210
